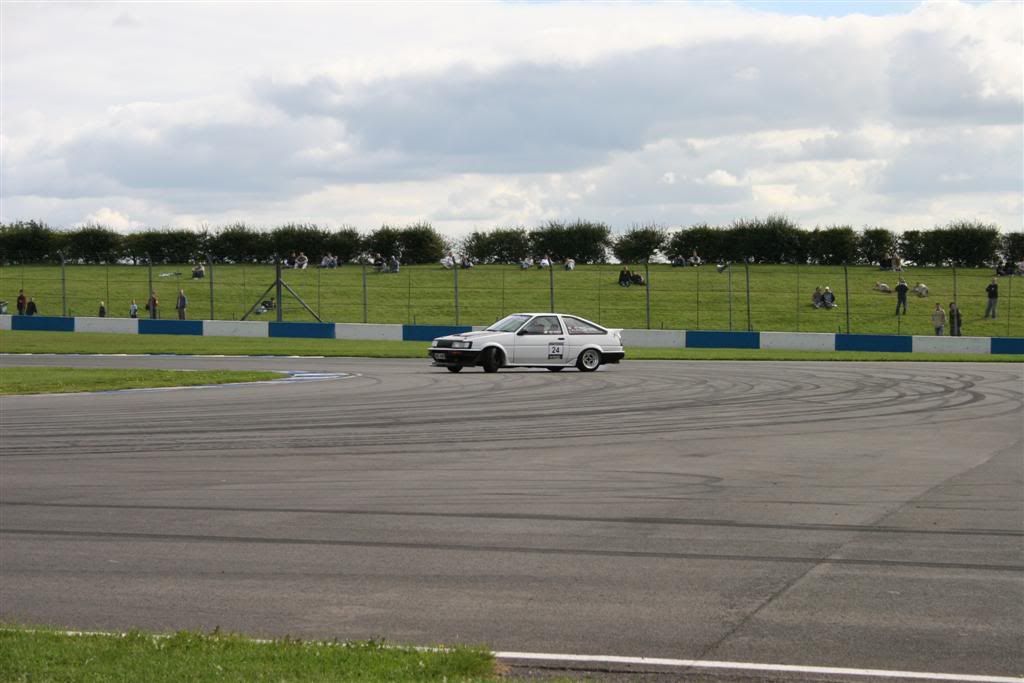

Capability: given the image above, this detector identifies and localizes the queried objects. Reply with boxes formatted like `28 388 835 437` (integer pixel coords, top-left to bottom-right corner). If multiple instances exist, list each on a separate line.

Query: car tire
481 348 502 373
547 366 564 372
446 366 463 373
576 348 601 372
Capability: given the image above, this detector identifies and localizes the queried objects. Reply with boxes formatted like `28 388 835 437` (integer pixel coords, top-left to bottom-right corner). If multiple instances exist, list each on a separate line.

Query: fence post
549 264 555 313
694 265 700 330
59 251 67 317
501 267 506 318
843 264 851 334
644 261 651 329
147 253 153 310
407 268 412 323
952 265 958 304
744 259 752 332
208 253 214 320
275 258 284 323
454 261 460 325
316 266 321 320
105 263 110 312
1007 274 1012 336
728 265 733 331
596 264 601 324
361 261 368 324
795 263 800 332
241 264 247 321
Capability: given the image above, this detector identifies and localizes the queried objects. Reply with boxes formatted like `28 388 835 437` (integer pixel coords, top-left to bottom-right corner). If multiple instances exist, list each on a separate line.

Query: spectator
25 297 38 315
984 278 998 318
294 252 309 270
671 255 686 267
389 254 401 273
949 302 962 336
285 252 296 268
16 289 26 315
564 257 576 271
175 289 188 320
519 257 533 269
688 249 702 267
912 282 928 298
191 263 205 279
441 252 455 269
147 291 159 319
892 254 903 272
874 282 891 293
129 299 139 319
821 287 837 309
630 271 646 286
619 268 632 287
320 254 334 268
98 301 107 318
811 286 823 308
895 279 909 315
459 255 474 269
539 255 551 268
931 303 946 336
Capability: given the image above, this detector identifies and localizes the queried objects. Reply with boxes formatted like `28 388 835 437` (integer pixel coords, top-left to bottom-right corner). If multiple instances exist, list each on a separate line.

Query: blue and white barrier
1 315 1021 355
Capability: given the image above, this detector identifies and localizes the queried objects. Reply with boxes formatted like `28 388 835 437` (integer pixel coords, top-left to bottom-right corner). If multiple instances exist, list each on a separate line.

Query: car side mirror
517 329 528 336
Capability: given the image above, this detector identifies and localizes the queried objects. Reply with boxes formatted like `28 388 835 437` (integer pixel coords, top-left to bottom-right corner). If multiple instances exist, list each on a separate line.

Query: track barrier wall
1 315 1021 355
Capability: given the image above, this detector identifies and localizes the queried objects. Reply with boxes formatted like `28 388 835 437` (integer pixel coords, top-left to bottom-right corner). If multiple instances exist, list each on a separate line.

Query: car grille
435 340 454 348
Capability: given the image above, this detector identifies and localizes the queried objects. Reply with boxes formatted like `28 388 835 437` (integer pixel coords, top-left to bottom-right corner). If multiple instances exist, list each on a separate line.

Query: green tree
529 220 611 263
64 225 124 263
806 225 858 265
324 227 363 263
270 223 330 262
0 220 58 264
461 227 531 264
612 225 667 263
364 225 403 262
666 224 726 262
209 224 272 263
399 222 448 264
857 227 897 266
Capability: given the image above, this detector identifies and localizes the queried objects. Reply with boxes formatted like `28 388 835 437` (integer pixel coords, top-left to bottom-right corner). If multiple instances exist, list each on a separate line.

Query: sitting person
821 287 837 309
538 255 551 268
459 255 474 269
191 263 206 279
618 268 632 287
320 254 334 268
294 252 309 269
811 286 823 308
874 281 891 293
440 253 455 269
912 282 928 298
388 254 400 273
671 255 686 267
520 257 533 269
630 271 646 286
564 257 576 271
688 249 702 267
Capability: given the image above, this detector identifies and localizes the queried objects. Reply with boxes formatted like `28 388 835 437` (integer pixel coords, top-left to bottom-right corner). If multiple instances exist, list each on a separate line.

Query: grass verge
1 330 1021 362
0 626 496 682
0 366 281 395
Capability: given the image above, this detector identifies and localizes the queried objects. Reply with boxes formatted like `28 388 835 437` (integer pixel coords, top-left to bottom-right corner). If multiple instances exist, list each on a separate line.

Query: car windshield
486 314 531 332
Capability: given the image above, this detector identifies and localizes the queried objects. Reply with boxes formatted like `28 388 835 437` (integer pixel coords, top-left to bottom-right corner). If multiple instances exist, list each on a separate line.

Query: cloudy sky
1 0 1021 237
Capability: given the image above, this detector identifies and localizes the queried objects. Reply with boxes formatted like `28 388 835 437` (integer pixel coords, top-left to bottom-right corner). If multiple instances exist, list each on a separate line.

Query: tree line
0 217 1020 268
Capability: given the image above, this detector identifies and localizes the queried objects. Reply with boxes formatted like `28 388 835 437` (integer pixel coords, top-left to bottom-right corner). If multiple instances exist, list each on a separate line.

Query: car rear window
563 316 605 335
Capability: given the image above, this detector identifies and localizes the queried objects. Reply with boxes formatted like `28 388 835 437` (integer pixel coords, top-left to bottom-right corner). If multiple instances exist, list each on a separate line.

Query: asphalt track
1 355 1022 681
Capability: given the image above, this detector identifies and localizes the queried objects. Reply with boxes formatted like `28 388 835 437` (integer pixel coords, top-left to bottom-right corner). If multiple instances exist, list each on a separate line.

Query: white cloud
1 0 1021 234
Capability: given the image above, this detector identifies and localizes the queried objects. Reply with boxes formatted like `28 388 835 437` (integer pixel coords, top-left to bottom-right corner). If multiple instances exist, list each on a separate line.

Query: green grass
3 263 1021 337
0 627 496 682
2 330 1020 362
0 366 281 395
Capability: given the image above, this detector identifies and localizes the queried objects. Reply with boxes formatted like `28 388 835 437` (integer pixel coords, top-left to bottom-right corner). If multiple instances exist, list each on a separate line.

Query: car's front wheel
576 348 601 372
481 348 502 373
446 366 463 373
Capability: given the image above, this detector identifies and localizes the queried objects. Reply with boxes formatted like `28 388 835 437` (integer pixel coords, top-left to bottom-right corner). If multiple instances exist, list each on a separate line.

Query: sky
1 0 1021 237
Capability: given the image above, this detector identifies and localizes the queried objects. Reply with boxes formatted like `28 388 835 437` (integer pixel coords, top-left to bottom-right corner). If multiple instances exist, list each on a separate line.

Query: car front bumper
428 348 481 366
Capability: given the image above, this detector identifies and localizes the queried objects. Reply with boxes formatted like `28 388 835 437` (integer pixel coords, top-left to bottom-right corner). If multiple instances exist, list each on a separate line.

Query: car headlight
451 341 472 349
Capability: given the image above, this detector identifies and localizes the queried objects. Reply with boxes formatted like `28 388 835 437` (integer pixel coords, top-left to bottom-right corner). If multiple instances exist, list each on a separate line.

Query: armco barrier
836 333 913 353
1 315 1021 355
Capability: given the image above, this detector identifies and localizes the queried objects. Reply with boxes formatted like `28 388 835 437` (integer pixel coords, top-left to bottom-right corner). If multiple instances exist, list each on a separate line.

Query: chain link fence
1 261 1019 337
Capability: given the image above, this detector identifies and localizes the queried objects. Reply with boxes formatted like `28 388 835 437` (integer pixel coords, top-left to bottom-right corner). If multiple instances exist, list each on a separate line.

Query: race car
428 313 625 373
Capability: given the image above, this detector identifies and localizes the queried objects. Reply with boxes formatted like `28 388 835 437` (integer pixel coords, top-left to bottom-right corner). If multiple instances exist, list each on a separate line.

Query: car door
513 315 566 365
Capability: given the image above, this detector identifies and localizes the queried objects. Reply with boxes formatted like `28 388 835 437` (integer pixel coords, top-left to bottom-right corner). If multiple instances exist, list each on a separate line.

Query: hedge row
1 217 1020 267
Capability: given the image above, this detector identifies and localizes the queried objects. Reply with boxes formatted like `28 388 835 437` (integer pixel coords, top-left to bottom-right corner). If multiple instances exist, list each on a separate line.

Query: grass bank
0 627 496 682
3 263 1021 337
2 330 1021 362
0 366 281 395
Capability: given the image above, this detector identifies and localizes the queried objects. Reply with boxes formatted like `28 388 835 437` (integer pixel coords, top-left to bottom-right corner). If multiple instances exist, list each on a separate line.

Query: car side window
563 316 604 335
522 316 562 335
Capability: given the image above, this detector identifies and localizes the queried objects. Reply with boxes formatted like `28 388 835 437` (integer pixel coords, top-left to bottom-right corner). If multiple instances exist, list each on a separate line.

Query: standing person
949 302 962 336
15 289 26 315
147 291 159 319
175 289 188 320
25 298 38 315
984 278 998 319
895 279 909 315
129 299 139 319
931 303 946 336
98 301 107 318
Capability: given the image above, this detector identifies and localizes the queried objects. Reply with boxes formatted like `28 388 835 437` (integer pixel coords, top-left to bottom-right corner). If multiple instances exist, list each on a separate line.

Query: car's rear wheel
446 366 463 373
576 348 601 372
481 348 502 373
547 366 564 372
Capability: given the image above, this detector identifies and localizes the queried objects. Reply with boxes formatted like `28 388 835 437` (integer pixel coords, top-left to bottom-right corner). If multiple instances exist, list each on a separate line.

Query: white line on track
494 651 1024 682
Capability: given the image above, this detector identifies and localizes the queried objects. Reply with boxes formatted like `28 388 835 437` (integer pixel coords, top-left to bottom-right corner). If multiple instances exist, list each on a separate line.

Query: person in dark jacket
984 278 998 319
618 268 632 287
949 302 962 336
98 301 107 318
25 298 38 315
16 289 26 315
895 279 909 315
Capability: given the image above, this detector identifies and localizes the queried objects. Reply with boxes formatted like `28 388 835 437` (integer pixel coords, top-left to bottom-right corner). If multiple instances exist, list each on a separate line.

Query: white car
428 313 625 373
